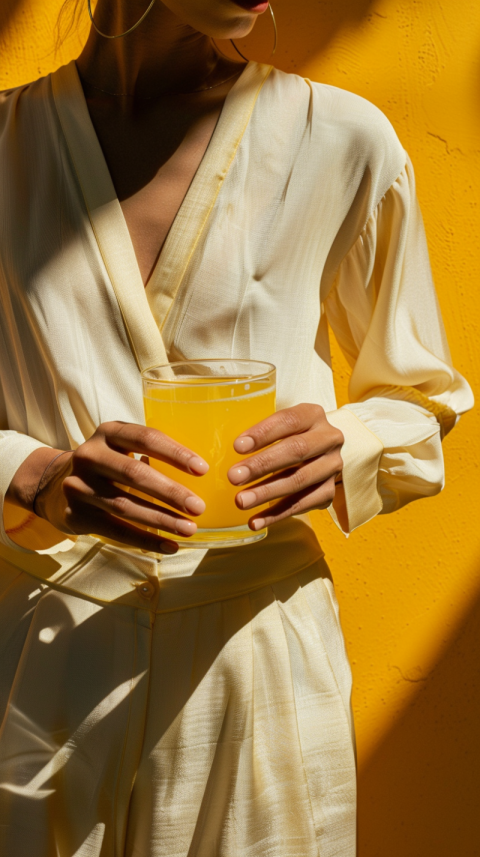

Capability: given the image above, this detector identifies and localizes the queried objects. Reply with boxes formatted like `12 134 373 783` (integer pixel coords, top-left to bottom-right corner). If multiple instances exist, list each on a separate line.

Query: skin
6 0 344 554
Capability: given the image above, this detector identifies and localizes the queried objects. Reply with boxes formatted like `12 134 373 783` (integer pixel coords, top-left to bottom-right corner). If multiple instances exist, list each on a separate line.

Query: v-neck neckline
51 59 272 373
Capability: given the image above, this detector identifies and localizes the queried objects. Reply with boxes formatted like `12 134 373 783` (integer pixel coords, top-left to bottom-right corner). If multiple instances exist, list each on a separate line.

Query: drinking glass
142 359 276 548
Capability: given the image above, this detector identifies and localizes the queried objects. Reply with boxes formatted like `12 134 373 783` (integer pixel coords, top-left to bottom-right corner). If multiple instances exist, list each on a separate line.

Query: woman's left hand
228 403 344 531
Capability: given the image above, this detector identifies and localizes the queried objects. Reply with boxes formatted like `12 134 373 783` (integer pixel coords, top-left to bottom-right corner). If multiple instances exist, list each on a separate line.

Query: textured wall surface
1 1 479 854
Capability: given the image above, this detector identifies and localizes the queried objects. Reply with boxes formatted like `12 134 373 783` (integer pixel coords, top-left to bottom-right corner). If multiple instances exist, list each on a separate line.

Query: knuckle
251 449 274 475
122 457 143 483
281 407 302 433
96 421 114 436
172 445 192 466
288 434 309 461
324 478 336 504
95 420 124 441
71 444 88 464
291 466 308 491
155 511 176 531
251 419 272 445
141 426 161 450
110 495 130 517
166 480 188 507
152 509 167 526
332 427 345 448
308 402 325 421
299 403 325 424
72 444 96 472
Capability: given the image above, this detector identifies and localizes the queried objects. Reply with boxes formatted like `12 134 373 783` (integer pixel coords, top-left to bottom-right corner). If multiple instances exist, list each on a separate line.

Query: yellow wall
1 0 479 853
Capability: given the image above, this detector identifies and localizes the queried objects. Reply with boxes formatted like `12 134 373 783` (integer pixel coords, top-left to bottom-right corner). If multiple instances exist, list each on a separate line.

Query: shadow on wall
219 0 378 68
276 0 378 63
358 566 480 857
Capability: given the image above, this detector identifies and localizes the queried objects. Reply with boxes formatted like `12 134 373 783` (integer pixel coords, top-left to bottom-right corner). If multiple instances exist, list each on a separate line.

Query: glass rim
142 358 276 387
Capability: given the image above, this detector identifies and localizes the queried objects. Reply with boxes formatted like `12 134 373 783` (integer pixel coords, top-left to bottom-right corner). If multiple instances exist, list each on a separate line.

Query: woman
0 0 473 854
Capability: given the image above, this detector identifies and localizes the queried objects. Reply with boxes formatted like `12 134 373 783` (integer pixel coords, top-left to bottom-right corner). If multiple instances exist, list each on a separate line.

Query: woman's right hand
8 421 209 555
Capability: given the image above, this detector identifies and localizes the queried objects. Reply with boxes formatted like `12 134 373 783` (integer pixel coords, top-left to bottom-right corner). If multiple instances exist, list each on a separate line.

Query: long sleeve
324 154 474 534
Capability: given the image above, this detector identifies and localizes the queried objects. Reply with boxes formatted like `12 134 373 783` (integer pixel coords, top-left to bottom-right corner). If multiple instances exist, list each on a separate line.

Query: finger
64 476 198 537
247 478 337 531
233 404 326 454
235 454 340 510
64 504 179 554
229 427 343 486
99 421 209 475
73 445 206 516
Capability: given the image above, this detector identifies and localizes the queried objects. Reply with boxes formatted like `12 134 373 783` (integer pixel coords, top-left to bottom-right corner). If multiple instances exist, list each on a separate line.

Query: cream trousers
0 520 356 856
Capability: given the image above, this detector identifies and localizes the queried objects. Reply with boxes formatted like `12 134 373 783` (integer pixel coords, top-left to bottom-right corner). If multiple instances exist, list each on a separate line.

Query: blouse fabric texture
0 61 473 857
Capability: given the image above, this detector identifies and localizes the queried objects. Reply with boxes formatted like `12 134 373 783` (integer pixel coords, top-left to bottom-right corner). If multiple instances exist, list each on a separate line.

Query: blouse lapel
145 61 272 334
51 60 272 372
52 61 167 373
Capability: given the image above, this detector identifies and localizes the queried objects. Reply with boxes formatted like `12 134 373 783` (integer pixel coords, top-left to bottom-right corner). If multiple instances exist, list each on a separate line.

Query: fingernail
160 541 178 554
235 436 255 453
175 519 197 536
189 456 209 474
251 518 266 531
237 490 257 509
184 495 206 515
229 465 251 485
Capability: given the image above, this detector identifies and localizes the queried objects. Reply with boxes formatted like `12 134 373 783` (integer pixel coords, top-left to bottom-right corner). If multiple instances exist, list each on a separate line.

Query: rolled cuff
326 408 384 534
0 433 50 552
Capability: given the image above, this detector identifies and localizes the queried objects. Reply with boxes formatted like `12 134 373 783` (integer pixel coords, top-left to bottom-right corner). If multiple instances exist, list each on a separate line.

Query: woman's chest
84 95 226 287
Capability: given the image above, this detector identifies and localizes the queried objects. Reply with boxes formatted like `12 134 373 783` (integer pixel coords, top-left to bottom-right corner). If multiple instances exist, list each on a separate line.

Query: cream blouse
0 60 473 576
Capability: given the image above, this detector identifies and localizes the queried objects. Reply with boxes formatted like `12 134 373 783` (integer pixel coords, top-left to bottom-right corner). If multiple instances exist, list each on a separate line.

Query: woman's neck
76 0 237 102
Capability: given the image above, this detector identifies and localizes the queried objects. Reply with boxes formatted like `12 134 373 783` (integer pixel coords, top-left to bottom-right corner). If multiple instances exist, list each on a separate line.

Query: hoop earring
230 4 277 62
87 0 156 39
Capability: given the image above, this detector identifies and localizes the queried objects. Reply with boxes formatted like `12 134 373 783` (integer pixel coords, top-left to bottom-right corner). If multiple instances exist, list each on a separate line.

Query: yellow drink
142 361 276 548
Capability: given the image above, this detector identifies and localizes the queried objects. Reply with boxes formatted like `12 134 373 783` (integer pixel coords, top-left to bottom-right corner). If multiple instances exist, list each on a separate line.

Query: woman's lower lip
231 0 269 13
